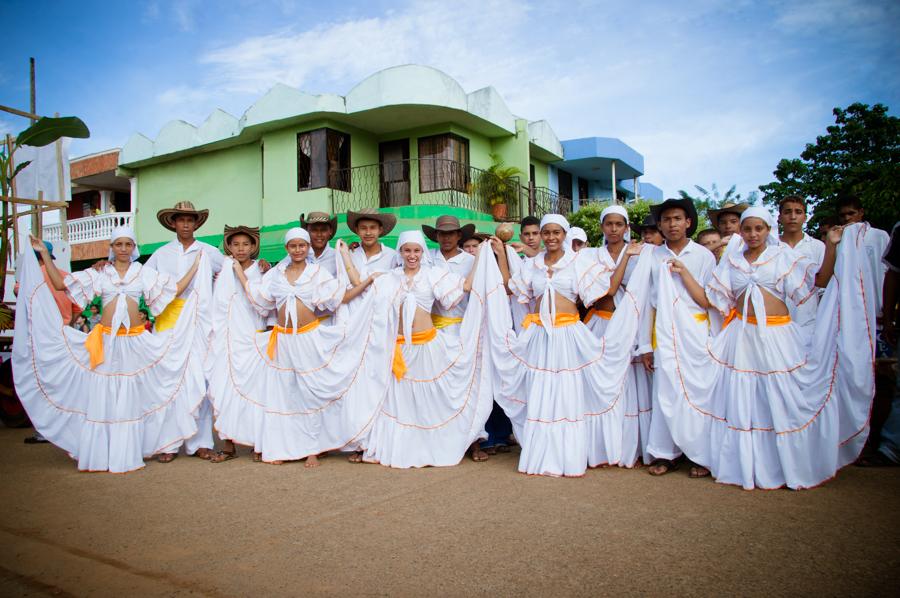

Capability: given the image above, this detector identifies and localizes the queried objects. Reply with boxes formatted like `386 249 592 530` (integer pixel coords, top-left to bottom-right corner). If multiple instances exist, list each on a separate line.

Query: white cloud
144 0 897 199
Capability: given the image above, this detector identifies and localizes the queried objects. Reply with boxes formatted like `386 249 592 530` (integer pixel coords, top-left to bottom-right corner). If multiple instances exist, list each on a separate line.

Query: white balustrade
42 212 134 245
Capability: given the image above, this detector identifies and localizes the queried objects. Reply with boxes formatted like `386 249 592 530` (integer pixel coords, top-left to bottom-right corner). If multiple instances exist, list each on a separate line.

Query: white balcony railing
43 212 134 244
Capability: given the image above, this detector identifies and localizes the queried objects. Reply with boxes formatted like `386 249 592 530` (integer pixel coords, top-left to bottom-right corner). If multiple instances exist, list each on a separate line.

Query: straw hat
157 201 209 232
300 212 338 239
347 208 397 236
707 202 749 228
223 225 261 260
421 215 476 243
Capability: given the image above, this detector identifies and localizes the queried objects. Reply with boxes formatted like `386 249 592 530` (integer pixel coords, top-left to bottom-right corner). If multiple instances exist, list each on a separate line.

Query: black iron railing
328 158 523 220
531 186 573 217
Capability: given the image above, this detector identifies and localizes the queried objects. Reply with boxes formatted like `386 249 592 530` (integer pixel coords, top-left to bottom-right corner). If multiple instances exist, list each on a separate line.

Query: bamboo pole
54 112 68 241
0 196 68 208
0 104 41 121
29 58 36 124
6 135 18 255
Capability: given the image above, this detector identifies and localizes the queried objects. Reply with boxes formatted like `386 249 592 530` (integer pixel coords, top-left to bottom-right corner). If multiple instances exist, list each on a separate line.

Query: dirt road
1 427 898 597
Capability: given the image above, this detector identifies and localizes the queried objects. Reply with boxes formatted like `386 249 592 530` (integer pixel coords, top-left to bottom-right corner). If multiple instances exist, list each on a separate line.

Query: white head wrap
284 227 311 246
108 226 140 261
740 207 778 246
599 205 629 247
566 226 587 251
539 213 570 233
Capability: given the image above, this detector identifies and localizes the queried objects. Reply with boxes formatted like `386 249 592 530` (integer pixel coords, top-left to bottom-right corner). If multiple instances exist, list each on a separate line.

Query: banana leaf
15 116 90 148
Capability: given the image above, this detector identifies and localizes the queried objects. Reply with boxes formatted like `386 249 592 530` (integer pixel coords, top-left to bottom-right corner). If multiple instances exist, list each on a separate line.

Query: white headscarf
740 207 779 246
284 227 311 246
568 226 587 251
108 226 140 261
599 205 629 247
539 213 570 233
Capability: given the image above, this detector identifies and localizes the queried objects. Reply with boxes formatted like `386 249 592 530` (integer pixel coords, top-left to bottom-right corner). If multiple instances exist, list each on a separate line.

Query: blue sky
2 0 898 198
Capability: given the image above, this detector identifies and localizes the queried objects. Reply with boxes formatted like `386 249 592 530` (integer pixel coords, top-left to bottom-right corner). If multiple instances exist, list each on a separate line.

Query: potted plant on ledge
478 153 522 221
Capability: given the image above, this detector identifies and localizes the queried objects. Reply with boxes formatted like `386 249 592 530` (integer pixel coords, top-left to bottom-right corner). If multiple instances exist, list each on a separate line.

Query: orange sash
731 310 791 327
583 308 613 325
392 328 438 381
85 324 146 370
520 312 580 329
266 319 321 360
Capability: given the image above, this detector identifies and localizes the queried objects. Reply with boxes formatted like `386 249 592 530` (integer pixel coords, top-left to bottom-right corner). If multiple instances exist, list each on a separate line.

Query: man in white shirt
778 195 826 344
145 201 224 463
347 208 398 278
301 211 338 277
638 198 717 479
422 215 476 333
837 196 889 324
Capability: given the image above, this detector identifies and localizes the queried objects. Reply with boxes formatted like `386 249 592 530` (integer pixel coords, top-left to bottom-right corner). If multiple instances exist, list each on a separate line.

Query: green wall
529 158 549 188
135 142 262 246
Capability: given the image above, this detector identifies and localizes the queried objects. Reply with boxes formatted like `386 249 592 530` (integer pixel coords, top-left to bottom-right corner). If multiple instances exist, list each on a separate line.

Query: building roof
120 65 564 168
554 137 645 181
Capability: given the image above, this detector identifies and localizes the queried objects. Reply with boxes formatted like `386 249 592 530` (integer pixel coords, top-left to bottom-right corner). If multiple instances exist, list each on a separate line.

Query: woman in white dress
208 228 386 466
575 205 651 468
14 228 207 473
485 214 652 477
652 208 877 489
356 230 498 468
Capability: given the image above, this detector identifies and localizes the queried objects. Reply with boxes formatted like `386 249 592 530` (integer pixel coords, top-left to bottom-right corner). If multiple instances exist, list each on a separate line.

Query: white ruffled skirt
11 254 204 473
208 286 393 463
361 326 493 468
585 311 653 468
653 231 876 489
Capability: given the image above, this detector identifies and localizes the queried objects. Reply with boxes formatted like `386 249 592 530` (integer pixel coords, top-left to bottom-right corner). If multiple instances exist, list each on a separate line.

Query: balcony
43 212 134 245
328 158 527 221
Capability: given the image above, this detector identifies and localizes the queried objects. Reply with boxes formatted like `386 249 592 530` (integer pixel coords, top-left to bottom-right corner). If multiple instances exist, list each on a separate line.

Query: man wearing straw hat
301 211 339 276
422 215 476 334
346 208 398 280
145 200 224 462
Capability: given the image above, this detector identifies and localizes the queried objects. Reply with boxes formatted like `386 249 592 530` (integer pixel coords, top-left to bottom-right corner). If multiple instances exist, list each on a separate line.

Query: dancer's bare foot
348 451 363 463
253 452 262 462
648 459 678 476
156 453 178 464
305 455 320 468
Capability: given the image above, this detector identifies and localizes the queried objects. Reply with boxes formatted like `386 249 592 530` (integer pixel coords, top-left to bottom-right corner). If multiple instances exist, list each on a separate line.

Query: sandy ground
0 427 898 597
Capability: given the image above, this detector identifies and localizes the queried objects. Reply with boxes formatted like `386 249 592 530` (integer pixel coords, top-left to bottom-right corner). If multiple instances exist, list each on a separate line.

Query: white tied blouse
707 244 818 336
245 262 344 328
509 250 579 332
65 263 176 355
390 266 465 344
575 245 636 307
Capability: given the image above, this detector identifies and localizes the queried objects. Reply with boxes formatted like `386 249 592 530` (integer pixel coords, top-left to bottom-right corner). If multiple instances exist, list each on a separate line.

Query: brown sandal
157 453 178 464
210 450 238 463
647 458 678 476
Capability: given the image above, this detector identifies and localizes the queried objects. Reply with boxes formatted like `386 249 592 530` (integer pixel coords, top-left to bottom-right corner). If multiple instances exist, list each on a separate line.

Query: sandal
157 453 178 464
210 450 238 463
647 458 678 476
347 451 363 463
470 446 489 462
253 452 262 463
191 448 215 461
689 464 711 478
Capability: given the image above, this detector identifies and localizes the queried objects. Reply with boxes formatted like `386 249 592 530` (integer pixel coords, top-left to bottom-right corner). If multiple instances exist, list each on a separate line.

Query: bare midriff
398 306 436 335
735 290 789 318
276 302 318 328
99 296 144 328
534 292 579 316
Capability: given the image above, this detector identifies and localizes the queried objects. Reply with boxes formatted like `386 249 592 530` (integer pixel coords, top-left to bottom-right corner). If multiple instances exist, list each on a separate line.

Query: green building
115 65 660 260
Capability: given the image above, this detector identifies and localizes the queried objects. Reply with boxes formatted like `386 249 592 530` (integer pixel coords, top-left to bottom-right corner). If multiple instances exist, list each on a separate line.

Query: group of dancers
12 194 888 489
